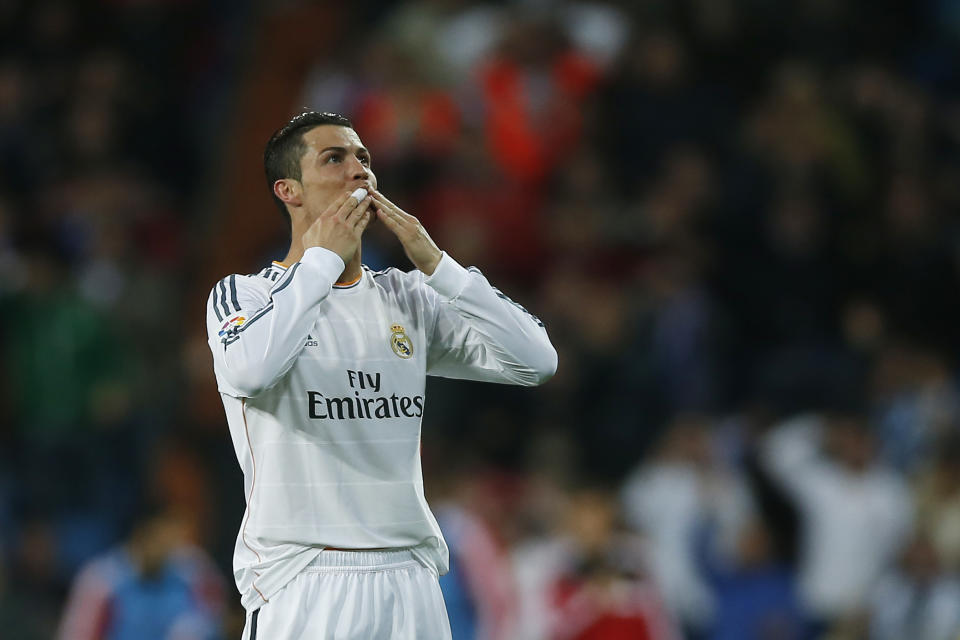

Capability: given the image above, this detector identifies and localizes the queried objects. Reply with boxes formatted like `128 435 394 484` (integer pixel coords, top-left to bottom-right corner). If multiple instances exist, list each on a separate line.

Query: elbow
233 379 268 398
527 344 558 386
220 352 271 397
222 368 268 398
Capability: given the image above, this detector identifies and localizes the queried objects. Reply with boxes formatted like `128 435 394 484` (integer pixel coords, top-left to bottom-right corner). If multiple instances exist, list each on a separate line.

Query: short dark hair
264 111 354 231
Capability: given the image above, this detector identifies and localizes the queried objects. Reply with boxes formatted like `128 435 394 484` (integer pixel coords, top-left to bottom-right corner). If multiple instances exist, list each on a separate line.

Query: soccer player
205 111 557 639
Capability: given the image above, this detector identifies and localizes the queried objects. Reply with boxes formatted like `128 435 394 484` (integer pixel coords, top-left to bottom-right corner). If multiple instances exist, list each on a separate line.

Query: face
133 514 186 578
826 418 875 472
277 124 378 221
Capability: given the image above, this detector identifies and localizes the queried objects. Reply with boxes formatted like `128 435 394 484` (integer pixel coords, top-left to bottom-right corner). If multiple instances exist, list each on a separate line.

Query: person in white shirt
869 535 960 640
205 111 557 639
620 415 755 634
760 412 913 625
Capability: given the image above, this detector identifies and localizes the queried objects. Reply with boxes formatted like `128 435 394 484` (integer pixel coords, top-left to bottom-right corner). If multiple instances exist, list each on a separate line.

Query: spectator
474 11 601 186
622 415 754 635
5 0 960 636
513 486 678 640
701 519 807 640
435 465 519 640
56 504 225 640
4 242 134 519
870 343 960 473
868 535 960 640
914 435 960 572
1 516 62 640
759 412 913 626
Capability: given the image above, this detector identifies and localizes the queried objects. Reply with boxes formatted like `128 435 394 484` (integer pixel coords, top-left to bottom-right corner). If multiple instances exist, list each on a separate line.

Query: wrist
417 250 442 276
301 246 347 281
424 252 471 300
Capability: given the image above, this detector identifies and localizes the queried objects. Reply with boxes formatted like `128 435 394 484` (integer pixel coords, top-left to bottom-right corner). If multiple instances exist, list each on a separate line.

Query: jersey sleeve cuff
424 251 470 300
300 247 346 283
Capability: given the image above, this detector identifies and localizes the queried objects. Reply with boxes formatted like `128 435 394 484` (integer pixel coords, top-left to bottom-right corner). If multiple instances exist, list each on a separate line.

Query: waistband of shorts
306 547 420 570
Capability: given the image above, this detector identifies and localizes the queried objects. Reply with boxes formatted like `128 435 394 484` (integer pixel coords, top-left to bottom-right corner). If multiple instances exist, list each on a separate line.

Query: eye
325 152 342 164
358 154 371 166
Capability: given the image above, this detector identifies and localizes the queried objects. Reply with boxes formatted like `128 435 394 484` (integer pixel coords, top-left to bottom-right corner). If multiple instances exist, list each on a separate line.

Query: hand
302 189 373 264
372 191 442 275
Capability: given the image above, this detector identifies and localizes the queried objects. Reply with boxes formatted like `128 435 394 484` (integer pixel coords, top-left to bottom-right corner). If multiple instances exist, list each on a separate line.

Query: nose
348 157 369 182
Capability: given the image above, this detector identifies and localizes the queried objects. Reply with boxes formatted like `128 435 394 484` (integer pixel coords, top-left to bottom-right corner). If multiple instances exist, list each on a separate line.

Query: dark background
1 0 959 638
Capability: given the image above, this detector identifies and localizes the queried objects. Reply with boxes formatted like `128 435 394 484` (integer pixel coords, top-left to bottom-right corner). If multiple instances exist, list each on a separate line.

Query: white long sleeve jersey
205 247 557 611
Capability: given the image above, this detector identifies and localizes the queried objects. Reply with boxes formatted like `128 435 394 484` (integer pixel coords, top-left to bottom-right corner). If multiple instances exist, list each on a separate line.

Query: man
759 411 912 629
205 111 557 639
56 505 226 640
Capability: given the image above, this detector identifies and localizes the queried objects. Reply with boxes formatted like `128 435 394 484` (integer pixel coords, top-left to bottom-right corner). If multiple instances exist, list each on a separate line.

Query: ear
273 178 302 207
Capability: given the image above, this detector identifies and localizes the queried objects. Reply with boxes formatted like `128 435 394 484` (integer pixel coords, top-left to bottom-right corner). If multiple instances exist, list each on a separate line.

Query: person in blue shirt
701 518 808 640
56 504 226 640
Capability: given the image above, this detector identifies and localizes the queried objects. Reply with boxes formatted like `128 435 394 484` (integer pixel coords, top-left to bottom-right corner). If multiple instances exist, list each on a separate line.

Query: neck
336 251 362 284
283 227 362 285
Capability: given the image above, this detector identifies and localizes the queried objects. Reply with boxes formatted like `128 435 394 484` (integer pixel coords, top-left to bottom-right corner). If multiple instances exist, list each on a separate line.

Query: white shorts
241 548 452 640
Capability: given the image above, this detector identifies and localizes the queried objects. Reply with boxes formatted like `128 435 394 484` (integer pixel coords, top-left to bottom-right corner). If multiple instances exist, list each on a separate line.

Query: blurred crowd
2 0 960 639
0 0 244 637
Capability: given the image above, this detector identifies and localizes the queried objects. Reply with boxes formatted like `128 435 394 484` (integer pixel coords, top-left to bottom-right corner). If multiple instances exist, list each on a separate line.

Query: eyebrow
318 146 370 156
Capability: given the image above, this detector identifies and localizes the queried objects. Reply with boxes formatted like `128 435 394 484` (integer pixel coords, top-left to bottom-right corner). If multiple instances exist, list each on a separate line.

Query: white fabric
242 549 452 640
206 248 556 611
869 573 960 640
620 462 754 628
761 414 913 618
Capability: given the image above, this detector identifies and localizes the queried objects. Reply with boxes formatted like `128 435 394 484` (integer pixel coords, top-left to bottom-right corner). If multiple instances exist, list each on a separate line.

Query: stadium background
2 0 960 638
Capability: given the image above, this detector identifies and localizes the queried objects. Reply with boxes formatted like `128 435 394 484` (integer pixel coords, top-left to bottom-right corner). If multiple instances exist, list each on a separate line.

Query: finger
375 200 415 231
373 191 418 218
356 208 372 232
346 195 372 226
370 191 402 216
376 206 404 235
335 188 369 220
384 204 418 227
325 189 357 218
381 205 413 233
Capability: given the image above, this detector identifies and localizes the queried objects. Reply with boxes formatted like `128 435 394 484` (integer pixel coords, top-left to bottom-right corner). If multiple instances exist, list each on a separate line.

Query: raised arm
206 189 372 397
205 248 345 397
424 253 557 385
371 189 556 386
759 413 826 502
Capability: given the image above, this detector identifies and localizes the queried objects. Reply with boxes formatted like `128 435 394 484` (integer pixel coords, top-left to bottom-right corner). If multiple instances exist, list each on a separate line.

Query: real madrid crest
390 323 413 359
